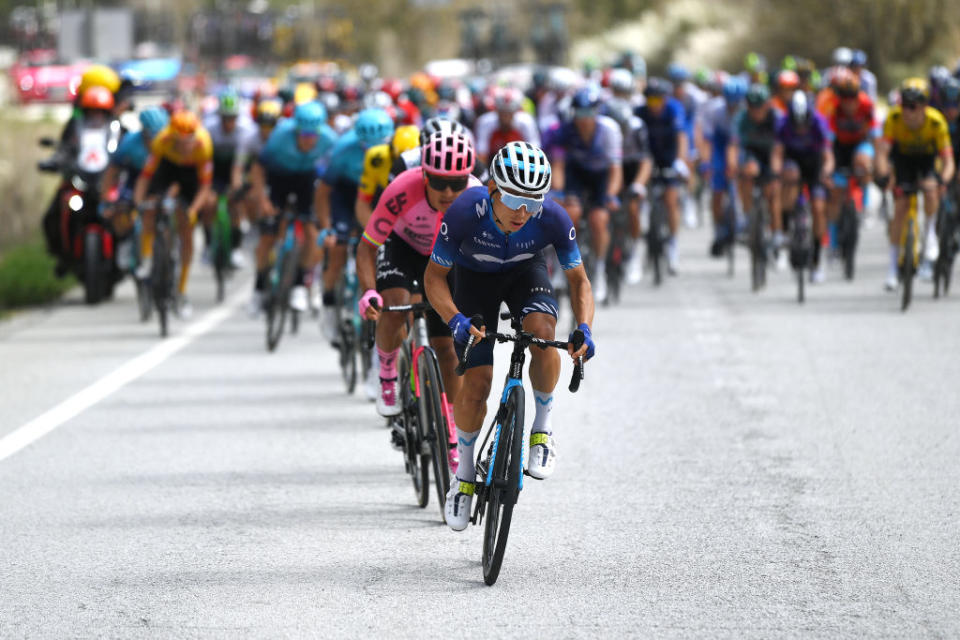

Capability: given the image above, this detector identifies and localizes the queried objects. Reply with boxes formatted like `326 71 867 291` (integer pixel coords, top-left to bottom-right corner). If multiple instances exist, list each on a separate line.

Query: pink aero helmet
421 131 475 176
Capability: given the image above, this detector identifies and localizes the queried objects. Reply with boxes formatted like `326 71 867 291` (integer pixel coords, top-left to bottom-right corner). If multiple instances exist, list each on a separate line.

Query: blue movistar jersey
636 97 685 168
110 130 150 189
322 129 367 186
430 187 582 273
258 119 337 175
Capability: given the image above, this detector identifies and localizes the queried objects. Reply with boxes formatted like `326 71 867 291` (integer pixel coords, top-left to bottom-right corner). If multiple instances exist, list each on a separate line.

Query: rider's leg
588 206 611 267
176 206 194 296
523 312 560 435
254 216 277 295
453 365 493 481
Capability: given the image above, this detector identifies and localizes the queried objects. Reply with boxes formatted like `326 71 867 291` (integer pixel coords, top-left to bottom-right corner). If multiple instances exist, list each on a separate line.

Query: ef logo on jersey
385 192 408 216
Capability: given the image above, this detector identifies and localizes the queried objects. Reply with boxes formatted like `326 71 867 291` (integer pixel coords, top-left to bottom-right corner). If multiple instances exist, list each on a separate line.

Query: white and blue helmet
490 141 552 196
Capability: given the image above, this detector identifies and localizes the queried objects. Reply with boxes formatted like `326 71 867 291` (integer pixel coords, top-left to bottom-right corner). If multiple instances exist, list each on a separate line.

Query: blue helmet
571 84 602 110
722 76 748 104
139 107 169 137
354 108 394 147
293 101 327 134
943 77 960 105
851 49 868 67
667 63 690 82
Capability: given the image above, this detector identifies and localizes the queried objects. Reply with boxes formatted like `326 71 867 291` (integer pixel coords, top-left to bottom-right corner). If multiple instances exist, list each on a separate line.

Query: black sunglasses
425 172 469 192
902 101 925 111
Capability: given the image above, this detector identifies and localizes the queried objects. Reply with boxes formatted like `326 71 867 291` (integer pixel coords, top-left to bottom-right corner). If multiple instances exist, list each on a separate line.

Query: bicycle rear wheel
417 348 451 519
482 386 524 586
151 228 171 338
749 207 766 292
901 221 915 312
839 201 858 281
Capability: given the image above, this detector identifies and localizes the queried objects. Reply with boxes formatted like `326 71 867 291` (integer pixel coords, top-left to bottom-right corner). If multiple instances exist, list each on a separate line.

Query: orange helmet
79 85 115 111
170 111 199 135
778 69 800 91
831 67 860 97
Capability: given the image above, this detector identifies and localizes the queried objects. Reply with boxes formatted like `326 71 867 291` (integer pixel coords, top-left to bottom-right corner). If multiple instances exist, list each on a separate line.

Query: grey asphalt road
1 218 958 639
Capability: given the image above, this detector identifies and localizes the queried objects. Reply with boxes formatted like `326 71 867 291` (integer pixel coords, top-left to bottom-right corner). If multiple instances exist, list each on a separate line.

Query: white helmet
832 47 854 67
610 68 634 94
420 116 465 146
490 142 552 196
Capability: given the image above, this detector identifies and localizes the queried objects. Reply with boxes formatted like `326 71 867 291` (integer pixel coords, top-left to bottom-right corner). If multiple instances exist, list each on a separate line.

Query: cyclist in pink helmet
356 131 481 468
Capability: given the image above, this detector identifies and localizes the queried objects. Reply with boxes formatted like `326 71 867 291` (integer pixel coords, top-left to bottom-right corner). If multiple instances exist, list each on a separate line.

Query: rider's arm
248 161 269 210
133 152 159 205
424 261 458 324
564 264 595 332
677 130 689 166
941 149 955 185
603 118 623 197
101 165 121 194
355 197 374 229
770 142 784 176
356 240 378 293
725 140 738 178
188 160 213 218
875 138 891 179
315 180 332 230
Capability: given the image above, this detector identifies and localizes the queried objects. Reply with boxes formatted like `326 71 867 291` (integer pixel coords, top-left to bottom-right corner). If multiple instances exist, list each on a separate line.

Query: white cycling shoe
289 285 308 312
626 250 643 284
527 432 557 480
884 271 899 291
135 256 152 280
593 271 608 303
444 480 475 531
377 377 401 417
230 249 246 269
247 291 263 317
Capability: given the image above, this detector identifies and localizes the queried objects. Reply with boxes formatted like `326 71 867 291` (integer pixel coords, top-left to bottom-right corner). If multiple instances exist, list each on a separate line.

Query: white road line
0 282 250 463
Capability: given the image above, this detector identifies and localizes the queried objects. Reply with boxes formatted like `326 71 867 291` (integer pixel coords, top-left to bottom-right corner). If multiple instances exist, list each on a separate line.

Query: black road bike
457 312 585 585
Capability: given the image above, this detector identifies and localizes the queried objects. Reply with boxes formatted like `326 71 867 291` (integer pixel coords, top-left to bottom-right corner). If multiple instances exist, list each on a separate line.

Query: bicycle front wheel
399 346 429 508
416 348 451 519
482 385 524 586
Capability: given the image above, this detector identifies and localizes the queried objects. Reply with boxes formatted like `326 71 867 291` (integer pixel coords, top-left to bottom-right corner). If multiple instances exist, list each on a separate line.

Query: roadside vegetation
0 235 75 313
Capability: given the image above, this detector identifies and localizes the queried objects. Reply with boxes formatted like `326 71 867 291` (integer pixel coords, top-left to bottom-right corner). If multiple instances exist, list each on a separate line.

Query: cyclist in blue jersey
102 107 170 271
103 107 169 201
317 108 394 342
248 101 337 314
636 78 688 273
424 141 596 532
548 85 623 302
700 77 746 256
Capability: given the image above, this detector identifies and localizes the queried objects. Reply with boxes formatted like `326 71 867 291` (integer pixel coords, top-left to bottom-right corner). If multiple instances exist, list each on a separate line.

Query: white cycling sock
889 244 899 276
595 260 606 278
456 428 478 483
532 390 553 435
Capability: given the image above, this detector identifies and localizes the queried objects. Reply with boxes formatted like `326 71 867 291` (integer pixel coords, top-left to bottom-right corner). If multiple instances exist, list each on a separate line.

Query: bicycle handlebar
455 316 586 393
